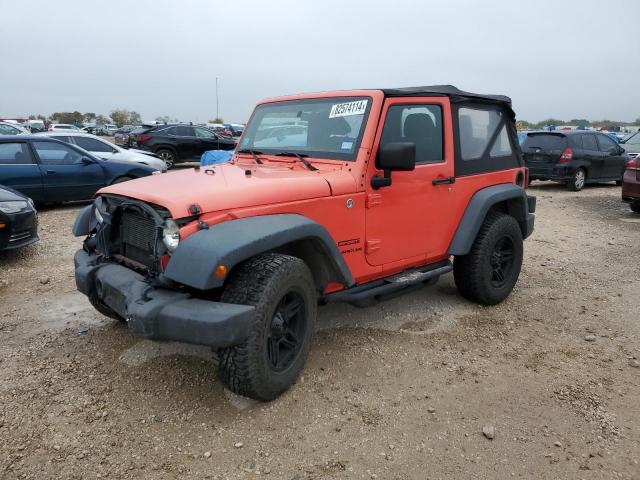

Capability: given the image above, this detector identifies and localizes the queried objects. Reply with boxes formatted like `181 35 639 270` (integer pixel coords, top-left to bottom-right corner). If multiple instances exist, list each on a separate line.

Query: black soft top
381 85 513 112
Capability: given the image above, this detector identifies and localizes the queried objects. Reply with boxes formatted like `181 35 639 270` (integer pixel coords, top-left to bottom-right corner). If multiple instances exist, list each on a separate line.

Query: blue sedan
0 135 156 203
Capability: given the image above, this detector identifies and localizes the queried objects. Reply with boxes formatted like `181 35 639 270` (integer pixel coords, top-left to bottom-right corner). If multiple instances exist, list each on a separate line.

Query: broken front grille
119 210 158 270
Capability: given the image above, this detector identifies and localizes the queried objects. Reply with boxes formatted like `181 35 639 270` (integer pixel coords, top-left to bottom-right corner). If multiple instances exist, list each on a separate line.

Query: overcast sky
2 0 639 124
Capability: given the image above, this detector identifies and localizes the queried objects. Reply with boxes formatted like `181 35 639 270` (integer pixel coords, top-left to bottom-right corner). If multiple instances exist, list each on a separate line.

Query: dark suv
522 131 628 191
129 124 236 168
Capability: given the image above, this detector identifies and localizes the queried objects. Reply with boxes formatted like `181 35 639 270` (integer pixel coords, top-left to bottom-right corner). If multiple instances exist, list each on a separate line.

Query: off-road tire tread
218 253 316 401
453 211 523 306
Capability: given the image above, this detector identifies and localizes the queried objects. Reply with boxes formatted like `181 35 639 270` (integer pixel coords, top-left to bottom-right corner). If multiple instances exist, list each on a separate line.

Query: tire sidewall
156 148 176 168
220 255 317 400
568 168 586 191
482 217 523 303
252 273 316 393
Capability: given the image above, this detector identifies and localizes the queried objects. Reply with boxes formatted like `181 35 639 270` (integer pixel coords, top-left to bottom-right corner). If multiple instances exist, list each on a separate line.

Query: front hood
98 162 353 218
129 148 159 158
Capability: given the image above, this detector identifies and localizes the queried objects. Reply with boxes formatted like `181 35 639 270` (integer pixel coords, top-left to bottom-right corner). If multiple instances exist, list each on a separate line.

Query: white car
37 132 167 170
48 123 82 132
0 121 30 135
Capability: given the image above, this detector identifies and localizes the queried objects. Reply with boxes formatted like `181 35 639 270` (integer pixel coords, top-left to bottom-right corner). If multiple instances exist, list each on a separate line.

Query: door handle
46 170 57 174
432 176 455 185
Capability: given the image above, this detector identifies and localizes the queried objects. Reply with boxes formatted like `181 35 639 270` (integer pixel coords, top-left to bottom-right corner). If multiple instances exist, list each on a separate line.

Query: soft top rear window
521 133 566 151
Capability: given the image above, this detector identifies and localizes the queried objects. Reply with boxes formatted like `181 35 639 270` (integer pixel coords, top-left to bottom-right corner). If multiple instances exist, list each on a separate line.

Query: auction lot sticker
329 100 368 118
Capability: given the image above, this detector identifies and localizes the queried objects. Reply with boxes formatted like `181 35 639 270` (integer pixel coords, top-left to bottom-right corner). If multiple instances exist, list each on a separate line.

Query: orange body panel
98 89 525 290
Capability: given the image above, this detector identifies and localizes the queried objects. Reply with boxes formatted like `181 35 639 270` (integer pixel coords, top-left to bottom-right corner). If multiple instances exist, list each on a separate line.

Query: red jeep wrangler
73 85 535 400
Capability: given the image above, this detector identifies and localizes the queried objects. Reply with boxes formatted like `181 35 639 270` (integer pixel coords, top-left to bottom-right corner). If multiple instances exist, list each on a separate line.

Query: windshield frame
240 96 373 161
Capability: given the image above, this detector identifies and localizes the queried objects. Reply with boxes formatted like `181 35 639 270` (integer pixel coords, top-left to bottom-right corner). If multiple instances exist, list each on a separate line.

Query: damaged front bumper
74 249 255 347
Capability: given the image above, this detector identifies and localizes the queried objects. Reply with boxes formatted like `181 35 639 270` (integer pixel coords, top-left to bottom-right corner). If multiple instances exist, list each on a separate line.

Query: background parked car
128 124 236 168
37 132 167 170
522 130 628 191
0 122 30 135
114 125 139 146
0 184 38 251
619 131 640 159
0 136 156 203
102 124 118 136
622 157 640 213
223 123 244 138
26 120 46 133
48 124 82 132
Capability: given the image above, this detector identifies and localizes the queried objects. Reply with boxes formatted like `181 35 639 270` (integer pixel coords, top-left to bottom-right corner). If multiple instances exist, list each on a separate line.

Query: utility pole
215 77 219 121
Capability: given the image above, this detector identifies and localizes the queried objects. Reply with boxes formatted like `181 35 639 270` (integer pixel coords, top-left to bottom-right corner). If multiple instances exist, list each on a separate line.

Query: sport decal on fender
329 100 368 118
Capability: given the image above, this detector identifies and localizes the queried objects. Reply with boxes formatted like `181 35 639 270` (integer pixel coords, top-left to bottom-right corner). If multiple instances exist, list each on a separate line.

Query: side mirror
372 142 416 189
81 156 94 164
618 146 625 154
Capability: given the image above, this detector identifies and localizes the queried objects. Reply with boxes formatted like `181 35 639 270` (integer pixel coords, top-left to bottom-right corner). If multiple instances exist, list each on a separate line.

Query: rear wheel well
488 198 527 236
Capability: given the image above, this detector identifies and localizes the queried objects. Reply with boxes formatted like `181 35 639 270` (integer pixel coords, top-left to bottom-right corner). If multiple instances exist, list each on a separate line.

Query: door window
379 104 443 164
73 136 115 153
581 134 598 150
596 134 618 153
0 143 33 164
194 127 216 139
33 141 84 165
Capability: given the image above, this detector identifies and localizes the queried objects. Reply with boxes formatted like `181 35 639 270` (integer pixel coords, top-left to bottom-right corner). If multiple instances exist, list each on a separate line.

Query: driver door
31 141 106 201
365 97 455 267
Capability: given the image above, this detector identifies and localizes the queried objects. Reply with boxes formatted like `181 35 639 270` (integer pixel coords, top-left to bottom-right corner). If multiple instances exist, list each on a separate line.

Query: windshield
239 97 371 161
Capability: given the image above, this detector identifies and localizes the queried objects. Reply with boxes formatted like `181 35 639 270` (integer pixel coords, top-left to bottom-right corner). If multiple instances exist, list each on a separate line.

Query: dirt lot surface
1 183 639 479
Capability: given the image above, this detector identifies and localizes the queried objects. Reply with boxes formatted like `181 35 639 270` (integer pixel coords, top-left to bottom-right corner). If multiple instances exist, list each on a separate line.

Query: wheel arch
448 183 533 256
163 214 355 291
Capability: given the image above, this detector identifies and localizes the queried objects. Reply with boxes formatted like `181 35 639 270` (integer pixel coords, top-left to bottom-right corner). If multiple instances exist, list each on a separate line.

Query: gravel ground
0 182 639 479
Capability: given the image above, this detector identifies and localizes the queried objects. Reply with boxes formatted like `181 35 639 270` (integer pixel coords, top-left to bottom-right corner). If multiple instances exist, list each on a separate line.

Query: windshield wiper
275 152 318 171
236 148 263 164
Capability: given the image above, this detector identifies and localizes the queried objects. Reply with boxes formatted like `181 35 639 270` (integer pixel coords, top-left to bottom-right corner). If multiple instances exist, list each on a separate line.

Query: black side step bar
322 260 453 308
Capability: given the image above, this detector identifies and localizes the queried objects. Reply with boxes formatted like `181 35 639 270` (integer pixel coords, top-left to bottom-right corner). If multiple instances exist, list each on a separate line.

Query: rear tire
156 149 177 169
453 212 523 306
631 200 640 214
567 168 586 191
218 254 317 401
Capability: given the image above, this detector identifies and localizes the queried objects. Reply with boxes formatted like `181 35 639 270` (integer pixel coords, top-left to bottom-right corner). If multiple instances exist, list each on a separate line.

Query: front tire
567 168 586 191
453 212 523 306
218 254 317 401
631 200 640 214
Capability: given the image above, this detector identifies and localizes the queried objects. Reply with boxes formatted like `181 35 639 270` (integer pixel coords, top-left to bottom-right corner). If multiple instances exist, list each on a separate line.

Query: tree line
26 110 203 127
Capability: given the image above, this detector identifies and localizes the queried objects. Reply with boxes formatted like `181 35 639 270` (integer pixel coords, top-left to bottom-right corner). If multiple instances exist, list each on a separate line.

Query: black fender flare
448 184 534 256
72 204 95 236
163 214 355 291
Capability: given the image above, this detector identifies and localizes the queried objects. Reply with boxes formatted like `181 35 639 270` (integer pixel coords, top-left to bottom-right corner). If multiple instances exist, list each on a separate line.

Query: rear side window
522 134 566 151
454 104 520 176
0 124 21 135
0 143 33 164
582 134 598 150
175 126 194 136
596 134 617 153
74 136 114 153
568 135 583 149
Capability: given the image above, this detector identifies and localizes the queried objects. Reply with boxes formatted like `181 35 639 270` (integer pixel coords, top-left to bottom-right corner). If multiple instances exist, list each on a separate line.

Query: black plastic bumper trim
74 249 255 348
